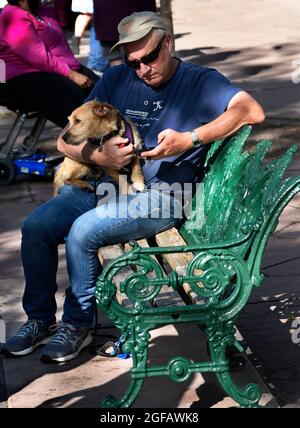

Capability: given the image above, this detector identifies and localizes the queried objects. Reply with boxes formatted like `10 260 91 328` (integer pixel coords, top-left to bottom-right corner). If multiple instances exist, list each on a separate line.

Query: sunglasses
125 35 166 70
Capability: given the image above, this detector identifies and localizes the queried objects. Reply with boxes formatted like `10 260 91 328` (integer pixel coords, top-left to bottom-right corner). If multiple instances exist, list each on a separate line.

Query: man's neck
167 57 179 81
156 57 179 88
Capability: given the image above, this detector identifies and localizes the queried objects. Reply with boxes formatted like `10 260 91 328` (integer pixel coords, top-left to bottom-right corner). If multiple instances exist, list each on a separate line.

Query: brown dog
54 100 145 195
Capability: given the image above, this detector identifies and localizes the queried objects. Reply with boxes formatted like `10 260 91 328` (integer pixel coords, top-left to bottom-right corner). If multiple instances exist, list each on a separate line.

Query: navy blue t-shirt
86 61 241 187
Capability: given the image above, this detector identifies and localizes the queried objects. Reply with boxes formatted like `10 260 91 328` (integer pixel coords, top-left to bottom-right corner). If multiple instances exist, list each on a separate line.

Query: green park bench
95 125 300 408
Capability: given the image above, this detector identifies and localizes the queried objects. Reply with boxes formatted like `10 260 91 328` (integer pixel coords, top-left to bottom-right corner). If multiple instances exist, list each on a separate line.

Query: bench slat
155 228 201 304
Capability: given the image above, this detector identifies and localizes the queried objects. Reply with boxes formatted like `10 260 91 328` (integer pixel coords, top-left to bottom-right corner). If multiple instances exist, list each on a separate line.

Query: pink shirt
0 5 80 81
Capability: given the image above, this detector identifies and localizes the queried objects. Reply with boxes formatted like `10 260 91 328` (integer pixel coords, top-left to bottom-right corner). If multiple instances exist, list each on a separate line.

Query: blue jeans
87 23 109 72
21 179 182 327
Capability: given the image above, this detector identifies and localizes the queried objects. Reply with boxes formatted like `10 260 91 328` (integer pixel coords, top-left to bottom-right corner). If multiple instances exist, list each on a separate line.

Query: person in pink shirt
0 0 99 127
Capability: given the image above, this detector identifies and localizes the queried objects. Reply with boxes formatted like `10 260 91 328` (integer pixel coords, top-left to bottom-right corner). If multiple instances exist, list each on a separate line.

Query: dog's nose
60 124 71 143
62 132 70 143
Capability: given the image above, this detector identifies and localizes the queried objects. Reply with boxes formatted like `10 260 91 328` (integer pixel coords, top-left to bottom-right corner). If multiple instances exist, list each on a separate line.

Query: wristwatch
190 129 203 148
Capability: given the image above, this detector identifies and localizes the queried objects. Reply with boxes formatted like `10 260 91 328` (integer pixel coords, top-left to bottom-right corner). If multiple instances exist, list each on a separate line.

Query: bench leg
101 327 150 408
215 371 262 409
207 323 263 408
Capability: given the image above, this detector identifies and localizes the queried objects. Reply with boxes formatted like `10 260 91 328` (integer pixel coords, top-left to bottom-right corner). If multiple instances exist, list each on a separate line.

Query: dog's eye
74 118 81 125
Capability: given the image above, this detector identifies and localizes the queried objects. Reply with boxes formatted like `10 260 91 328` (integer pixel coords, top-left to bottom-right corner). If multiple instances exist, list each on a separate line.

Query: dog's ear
93 104 111 118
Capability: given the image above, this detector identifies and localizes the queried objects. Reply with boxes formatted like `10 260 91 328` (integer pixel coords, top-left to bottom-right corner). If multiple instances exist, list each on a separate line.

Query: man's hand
69 70 92 89
141 129 192 160
57 129 135 168
91 136 135 169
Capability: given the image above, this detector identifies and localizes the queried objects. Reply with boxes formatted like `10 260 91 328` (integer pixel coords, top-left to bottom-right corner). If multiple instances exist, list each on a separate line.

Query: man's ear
166 34 174 54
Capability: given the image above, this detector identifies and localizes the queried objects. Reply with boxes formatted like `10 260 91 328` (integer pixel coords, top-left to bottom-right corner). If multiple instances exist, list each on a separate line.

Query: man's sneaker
40 322 92 363
1 320 51 357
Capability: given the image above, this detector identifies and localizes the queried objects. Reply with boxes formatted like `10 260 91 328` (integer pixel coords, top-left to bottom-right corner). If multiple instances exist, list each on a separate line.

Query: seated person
0 0 98 127
1 12 265 364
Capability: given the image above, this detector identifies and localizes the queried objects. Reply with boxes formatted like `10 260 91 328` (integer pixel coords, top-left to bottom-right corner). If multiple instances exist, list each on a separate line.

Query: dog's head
63 100 120 145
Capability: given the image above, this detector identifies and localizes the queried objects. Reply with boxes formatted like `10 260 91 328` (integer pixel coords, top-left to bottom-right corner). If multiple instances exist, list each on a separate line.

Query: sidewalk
1 0 300 408
0 174 277 408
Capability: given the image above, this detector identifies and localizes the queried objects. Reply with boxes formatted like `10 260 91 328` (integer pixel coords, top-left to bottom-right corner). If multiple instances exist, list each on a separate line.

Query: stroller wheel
0 159 17 185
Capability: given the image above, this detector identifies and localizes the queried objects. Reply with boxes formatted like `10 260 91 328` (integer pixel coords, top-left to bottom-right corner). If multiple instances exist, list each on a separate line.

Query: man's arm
141 91 265 160
57 131 135 169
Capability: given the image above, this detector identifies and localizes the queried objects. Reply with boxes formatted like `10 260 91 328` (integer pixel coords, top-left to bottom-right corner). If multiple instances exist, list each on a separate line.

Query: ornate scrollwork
240 217 263 235
185 250 251 313
243 384 262 405
95 277 116 310
120 257 164 303
96 248 165 307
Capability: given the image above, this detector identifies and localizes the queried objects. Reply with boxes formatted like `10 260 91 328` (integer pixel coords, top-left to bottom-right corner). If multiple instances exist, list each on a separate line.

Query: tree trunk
159 0 175 49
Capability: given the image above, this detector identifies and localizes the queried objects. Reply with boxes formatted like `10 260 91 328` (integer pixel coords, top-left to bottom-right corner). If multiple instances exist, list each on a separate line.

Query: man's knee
21 208 52 241
65 212 104 251
21 202 65 247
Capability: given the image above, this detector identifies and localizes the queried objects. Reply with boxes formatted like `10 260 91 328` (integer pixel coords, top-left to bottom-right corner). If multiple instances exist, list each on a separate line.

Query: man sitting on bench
1 11 265 363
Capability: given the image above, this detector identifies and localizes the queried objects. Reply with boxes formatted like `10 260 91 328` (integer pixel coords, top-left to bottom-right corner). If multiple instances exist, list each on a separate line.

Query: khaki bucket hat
111 11 168 51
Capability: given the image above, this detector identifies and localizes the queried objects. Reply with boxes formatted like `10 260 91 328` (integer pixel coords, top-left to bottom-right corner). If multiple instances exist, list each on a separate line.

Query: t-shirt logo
153 100 163 111
125 99 164 129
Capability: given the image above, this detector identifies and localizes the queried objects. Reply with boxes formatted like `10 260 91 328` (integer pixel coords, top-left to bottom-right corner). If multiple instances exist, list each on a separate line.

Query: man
2 12 265 363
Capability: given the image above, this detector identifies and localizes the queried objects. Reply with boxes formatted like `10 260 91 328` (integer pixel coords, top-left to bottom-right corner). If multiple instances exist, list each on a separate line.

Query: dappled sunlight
176 42 300 120
0 229 21 251
237 194 300 406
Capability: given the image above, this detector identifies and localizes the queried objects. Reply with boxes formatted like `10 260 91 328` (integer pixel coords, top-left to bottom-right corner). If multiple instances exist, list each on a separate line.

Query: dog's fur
54 100 145 195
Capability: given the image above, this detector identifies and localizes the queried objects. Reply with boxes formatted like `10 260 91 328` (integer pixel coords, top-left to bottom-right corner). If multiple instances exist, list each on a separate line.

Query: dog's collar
88 115 136 152
121 119 144 155
124 120 133 143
